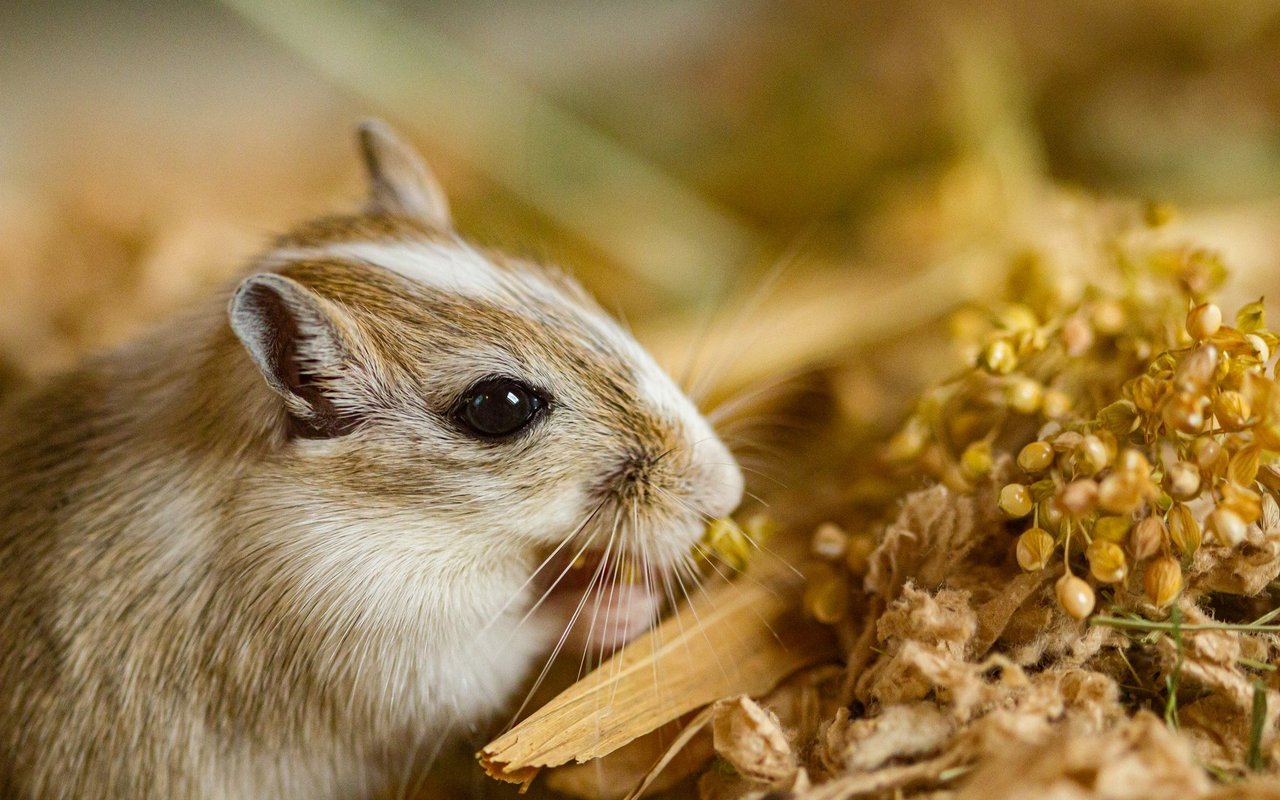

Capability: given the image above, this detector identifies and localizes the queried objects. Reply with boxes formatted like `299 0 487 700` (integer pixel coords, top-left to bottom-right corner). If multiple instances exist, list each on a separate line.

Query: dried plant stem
479 552 836 788
1089 616 1280 634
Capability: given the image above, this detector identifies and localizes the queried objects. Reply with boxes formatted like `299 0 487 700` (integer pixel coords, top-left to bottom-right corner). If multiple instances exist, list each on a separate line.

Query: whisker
704 365 814 425
577 509 624 682
634 504 665 710
506 519 618 730
654 484 803 581
667 553 733 685
478 498 608 638
687 236 811 404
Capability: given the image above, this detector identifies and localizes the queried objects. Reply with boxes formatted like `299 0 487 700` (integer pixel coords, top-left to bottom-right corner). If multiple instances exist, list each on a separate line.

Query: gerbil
0 121 743 799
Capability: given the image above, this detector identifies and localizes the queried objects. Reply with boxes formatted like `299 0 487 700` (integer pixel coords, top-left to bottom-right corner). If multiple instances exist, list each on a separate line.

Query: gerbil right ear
229 274 363 439
357 119 452 229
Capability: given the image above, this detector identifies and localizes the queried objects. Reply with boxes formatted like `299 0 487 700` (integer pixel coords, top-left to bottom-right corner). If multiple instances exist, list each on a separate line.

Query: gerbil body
0 123 742 799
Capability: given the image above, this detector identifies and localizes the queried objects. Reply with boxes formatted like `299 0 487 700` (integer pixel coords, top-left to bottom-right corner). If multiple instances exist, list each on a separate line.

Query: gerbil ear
229 274 363 439
357 119 452 229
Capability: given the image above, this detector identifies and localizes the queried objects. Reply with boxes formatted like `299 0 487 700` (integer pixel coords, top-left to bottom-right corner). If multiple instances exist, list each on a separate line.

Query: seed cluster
883 246 1280 620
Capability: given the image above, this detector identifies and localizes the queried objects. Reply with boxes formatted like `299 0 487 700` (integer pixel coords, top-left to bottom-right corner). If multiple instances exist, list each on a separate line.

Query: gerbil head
226 121 743 617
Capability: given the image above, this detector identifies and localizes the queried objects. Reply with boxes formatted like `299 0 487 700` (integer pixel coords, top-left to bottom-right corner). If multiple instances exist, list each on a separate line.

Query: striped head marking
228 121 743 597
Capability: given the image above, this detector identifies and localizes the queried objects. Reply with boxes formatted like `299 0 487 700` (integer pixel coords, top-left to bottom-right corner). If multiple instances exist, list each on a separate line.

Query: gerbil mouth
532 546 668 653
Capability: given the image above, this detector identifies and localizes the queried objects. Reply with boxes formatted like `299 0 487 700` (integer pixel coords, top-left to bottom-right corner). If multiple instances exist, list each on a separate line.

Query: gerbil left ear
229 273 364 439
357 119 452 229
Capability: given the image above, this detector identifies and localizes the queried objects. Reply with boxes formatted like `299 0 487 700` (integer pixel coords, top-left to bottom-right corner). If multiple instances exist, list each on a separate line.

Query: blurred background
5 2 1280 796
5 0 1280 403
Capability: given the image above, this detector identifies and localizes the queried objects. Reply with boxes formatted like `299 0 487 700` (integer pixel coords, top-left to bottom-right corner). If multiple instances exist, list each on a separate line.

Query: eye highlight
453 377 548 440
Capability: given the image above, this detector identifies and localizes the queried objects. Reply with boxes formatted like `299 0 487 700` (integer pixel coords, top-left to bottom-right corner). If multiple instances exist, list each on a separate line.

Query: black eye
454 377 547 440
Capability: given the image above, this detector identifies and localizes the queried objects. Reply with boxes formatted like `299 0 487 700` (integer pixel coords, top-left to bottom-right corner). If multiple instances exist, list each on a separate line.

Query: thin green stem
1089 616 1280 633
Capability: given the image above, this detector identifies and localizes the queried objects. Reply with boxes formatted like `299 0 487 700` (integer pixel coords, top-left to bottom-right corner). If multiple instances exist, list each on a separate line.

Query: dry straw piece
478 548 836 789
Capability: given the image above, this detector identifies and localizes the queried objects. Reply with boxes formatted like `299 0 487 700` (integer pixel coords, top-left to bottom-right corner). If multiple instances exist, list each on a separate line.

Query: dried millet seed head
1097 471 1146 514
1144 557 1183 608
1206 508 1247 547
1164 461 1201 501
1055 573 1096 620
979 339 1018 374
1186 302 1223 341
1130 516 1167 562
1086 540 1128 584
1071 436 1109 476
1006 377 1043 414
1018 441 1054 473
998 484 1033 518
1042 389 1072 419
961 440 994 480
1167 504 1201 554
1092 515 1131 544
1016 527 1055 571
1057 479 1100 516
810 523 849 561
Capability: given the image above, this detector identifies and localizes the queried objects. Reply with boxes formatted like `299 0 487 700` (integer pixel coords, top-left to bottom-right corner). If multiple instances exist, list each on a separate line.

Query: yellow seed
845 533 876 575
1228 444 1261 488
1264 493 1280 533
810 522 848 561
1245 333 1271 363
1072 436 1109 476
1162 393 1206 435
1097 399 1140 436
1116 448 1152 477
1164 461 1201 501
1037 497 1064 533
979 339 1018 374
1057 479 1099 516
998 484 1034 518
1206 507 1247 546
1086 540 1128 584
1097 472 1144 514
1131 375 1162 412
1187 302 1223 340
1095 429 1119 462
1053 431 1084 452
1174 345 1218 393
1192 437 1224 471
1042 389 1072 419
803 569 850 624
1016 527 1055 571
1214 391 1251 431
961 440 994 479
1259 465 1280 492
1144 557 1183 608
1055 573 1096 620
1220 483 1262 524
887 416 928 462
1005 377 1043 414
1130 515 1167 562
742 513 779 546
1167 504 1202 554
1018 441 1054 473
1093 515 1131 544
996 303 1040 333
702 517 752 572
